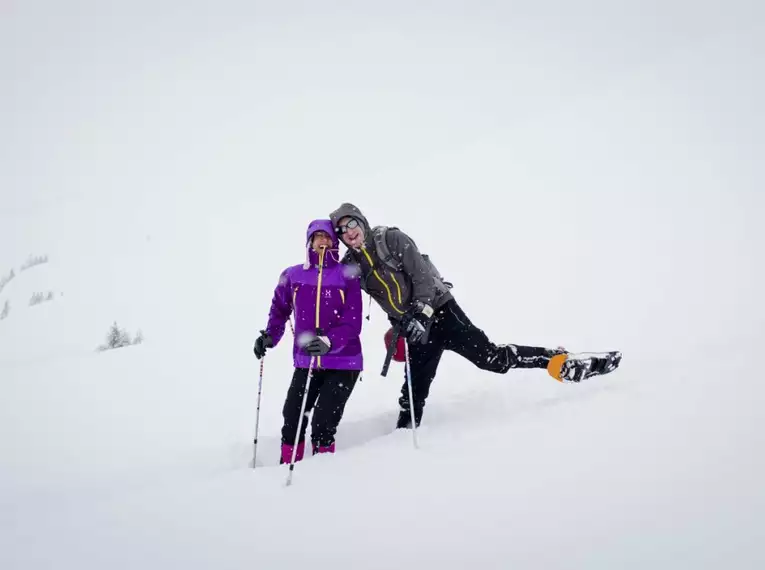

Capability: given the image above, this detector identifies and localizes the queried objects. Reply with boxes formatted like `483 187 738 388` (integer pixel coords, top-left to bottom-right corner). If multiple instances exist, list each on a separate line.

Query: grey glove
304 335 331 356
402 304 434 344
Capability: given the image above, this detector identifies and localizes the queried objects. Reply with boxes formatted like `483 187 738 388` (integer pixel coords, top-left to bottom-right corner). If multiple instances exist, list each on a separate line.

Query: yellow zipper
339 290 345 304
315 248 326 367
361 247 405 315
390 273 403 304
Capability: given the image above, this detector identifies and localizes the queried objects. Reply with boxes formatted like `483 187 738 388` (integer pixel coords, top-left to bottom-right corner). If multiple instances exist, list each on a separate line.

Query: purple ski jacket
265 219 363 371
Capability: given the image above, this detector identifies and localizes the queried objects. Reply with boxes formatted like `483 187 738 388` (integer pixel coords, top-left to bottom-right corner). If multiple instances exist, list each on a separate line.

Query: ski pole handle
381 324 401 377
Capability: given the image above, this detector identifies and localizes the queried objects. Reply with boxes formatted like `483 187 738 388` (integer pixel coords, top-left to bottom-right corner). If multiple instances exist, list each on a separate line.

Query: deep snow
2 1 764 569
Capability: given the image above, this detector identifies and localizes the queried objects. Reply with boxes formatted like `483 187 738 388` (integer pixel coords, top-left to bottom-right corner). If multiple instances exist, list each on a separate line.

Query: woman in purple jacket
253 219 363 464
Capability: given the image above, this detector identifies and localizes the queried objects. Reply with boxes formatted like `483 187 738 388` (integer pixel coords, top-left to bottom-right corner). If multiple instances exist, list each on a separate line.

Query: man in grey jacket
329 202 621 429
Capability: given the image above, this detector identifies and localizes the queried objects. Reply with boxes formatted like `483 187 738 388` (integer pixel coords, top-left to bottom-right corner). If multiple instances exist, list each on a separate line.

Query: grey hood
329 203 371 236
329 203 454 318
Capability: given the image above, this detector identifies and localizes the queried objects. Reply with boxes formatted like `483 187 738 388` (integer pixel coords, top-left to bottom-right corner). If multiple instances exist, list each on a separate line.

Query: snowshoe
547 351 622 383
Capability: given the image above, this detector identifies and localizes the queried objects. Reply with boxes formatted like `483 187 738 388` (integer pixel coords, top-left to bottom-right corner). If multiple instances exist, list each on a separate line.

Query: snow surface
2 1 764 568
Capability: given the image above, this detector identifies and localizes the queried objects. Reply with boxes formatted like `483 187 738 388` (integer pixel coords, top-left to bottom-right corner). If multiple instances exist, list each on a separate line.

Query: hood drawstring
304 240 340 270
303 242 311 270
303 235 340 269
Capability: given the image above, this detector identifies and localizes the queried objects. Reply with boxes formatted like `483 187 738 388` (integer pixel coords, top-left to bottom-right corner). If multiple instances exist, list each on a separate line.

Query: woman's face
311 230 333 252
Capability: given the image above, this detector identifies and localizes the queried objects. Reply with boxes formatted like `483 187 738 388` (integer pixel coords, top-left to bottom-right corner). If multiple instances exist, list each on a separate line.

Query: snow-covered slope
2 1 764 569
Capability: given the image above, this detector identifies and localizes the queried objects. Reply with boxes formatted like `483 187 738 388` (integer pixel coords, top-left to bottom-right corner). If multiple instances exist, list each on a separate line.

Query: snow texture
2 1 764 569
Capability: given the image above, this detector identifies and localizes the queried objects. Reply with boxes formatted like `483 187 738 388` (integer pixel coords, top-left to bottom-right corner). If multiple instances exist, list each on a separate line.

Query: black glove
304 335 331 356
402 304 434 345
253 330 273 359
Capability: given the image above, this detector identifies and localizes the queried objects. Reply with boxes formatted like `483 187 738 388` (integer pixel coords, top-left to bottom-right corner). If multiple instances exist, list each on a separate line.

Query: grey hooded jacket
329 203 453 321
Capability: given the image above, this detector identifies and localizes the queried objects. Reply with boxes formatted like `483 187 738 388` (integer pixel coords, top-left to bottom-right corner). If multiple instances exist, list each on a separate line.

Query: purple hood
303 219 341 269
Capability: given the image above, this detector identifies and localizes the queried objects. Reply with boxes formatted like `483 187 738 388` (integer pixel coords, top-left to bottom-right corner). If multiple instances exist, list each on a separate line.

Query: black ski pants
281 367 360 449
399 299 553 425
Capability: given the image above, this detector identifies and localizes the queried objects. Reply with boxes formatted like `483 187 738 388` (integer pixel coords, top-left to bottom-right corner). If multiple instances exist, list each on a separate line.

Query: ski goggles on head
335 218 360 235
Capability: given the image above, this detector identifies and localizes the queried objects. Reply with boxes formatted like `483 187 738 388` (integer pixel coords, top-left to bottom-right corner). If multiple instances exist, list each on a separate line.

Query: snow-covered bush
29 292 55 306
20 254 49 272
0 269 14 295
97 322 144 351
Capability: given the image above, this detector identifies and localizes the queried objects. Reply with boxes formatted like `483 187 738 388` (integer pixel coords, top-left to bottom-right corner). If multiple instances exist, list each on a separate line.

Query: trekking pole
380 324 401 377
251 355 266 468
285 355 317 487
403 339 419 450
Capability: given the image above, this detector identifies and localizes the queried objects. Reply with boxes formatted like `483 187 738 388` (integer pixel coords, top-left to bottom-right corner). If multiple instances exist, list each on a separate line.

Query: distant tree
132 330 144 345
29 291 55 307
20 254 49 272
0 269 14 295
97 322 133 351
0 300 9 320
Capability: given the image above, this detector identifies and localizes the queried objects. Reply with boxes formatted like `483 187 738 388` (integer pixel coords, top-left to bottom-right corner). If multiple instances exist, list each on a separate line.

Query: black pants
281 368 360 449
399 299 554 426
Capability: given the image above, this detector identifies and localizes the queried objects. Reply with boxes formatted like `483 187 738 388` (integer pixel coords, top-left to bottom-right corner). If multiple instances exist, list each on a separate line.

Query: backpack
372 226 453 290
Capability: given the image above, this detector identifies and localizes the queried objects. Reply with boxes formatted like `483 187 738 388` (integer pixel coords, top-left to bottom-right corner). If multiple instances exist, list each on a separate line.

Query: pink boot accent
281 442 305 464
313 442 336 455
